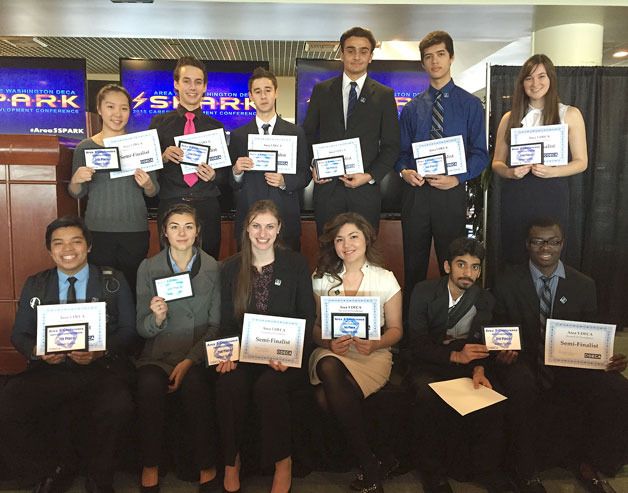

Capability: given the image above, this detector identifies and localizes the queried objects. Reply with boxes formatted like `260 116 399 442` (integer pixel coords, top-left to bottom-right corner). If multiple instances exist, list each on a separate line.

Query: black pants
405 368 504 479
136 364 216 470
401 184 466 319
0 361 133 487
89 230 149 296
313 181 381 235
215 363 305 468
158 196 221 259
497 361 628 476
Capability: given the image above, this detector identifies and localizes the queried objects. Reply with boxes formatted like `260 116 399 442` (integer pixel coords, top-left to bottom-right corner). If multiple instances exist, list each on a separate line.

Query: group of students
0 22 624 493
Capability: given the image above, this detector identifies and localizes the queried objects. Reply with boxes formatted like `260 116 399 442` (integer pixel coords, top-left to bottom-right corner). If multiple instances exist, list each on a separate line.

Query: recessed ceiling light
613 50 628 58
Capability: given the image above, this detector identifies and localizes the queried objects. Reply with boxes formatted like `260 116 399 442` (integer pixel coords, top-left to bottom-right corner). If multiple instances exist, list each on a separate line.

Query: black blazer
403 276 494 374
302 75 400 184
228 117 311 243
493 263 597 368
219 248 317 361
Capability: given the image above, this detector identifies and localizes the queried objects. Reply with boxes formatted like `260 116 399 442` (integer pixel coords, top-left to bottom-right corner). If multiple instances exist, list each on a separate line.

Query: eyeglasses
528 238 563 248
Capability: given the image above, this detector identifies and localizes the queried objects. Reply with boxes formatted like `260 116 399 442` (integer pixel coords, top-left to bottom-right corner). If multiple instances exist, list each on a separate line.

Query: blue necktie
347 81 358 124
430 90 444 139
538 276 554 389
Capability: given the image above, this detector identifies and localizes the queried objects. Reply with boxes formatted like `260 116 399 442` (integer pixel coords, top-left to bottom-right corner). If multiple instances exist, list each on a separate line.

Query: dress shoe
421 472 453 493
515 476 547 493
32 465 76 493
198 475 220 493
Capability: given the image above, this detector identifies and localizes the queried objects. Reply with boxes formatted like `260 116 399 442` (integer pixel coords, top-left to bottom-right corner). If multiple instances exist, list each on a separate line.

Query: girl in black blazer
216 200 316 493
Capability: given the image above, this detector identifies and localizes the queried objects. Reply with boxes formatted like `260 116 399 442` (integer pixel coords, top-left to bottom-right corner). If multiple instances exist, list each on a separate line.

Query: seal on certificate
491 329 513 349
184 144 204 162
214 340 234 361
339 317 360 336
92 149 113 168
54 327 79 349
514 145 536 164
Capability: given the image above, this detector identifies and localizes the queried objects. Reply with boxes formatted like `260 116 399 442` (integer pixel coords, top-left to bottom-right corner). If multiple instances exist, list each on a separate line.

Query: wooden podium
0 135 79 374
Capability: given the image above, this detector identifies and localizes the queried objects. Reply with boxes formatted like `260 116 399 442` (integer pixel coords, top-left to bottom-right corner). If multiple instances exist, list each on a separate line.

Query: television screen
0 57 87 140
120 59 269 133
295 59 429 126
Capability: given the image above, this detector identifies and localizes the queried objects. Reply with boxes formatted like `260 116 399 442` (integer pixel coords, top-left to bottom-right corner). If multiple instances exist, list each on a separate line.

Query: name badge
483 326 522 351
153 272 194 302
45 322 89 354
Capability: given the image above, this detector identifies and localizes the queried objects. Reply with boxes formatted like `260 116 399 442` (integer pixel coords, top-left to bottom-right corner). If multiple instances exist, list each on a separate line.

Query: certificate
331 313 369 339
511 124 568 166
45 322 88 354
178 141 210 167
240 313 306 368
412 135 467 175
174 128 231 175
312 138 364 175
510 142 544 166
248 134 298 175
36 302 107 356
153 272 194 302
84 147 120 172
205 336 240 366
314 155 346 180
415 153 447 177
248 149 278 172
105 129 163 179
483 326 521 351
545 319 616 370
320 296 380 340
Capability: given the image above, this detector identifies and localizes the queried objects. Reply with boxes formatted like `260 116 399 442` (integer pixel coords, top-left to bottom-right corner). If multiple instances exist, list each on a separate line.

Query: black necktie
430 90 444 139
347 81 358 123
66 276 77 304
537 276 554 389
261 123 271 135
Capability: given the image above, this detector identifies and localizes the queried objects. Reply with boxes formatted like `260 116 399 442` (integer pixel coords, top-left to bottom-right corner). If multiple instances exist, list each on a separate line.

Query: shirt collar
57 263 89 285
176 105 203 118
339 260 371 276
447 284 463 308
529 259 566 282
168 247 198 274
342 72 367 93
255 114 278 133
428 79 455 99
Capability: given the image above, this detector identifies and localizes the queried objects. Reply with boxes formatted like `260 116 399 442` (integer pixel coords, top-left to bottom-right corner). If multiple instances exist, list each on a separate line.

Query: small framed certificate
178 141 210 167
483 326 522 351
84 147 121 172
331 313 369 339
510 142 544 167
415 153 447 176
206 336 240 366
545 319 615 370
315 155 346 179
45 322 88 354
153 272 194 302
248 149 278 172
240 313 306 368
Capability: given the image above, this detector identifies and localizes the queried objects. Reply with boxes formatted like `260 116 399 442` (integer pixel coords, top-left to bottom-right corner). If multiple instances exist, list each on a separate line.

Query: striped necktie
347 81 358 125
538 276 554 389
430 90 444 139
262 123 271 135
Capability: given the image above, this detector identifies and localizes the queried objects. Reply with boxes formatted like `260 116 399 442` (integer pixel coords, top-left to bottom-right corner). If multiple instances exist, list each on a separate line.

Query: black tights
315 356 378 481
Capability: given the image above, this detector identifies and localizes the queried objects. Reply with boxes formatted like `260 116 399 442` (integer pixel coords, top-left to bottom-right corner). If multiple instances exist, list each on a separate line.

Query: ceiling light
613 50 628 58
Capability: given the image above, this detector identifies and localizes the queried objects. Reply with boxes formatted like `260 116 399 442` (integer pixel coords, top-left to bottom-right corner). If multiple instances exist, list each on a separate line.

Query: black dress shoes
32 465 76 493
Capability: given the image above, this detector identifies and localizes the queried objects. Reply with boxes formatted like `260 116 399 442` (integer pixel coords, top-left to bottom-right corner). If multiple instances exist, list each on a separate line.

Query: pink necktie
183 112 198 187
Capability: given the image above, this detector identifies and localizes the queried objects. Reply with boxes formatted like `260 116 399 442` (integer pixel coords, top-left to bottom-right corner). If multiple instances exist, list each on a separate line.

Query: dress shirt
395 79 488 184
529 260 566 312
57 264 89 303
168 247 198 273
342 72 367 127
255 114 278 135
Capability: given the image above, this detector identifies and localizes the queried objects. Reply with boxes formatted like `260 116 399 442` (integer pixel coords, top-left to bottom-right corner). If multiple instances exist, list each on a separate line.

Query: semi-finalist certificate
545 319 616 370
240 313 306 368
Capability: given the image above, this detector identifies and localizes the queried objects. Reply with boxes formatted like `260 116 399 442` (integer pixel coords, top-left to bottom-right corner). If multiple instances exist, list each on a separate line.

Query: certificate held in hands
240 313 306 368
206 336 240 366
153 272 194 302
545 319 616 370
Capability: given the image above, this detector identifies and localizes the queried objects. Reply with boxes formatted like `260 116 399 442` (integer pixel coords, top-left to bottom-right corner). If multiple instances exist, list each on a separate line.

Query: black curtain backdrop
487 66 628 326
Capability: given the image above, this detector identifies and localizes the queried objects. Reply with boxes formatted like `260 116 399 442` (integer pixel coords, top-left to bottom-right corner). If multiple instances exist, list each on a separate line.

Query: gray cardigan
135 248 220 373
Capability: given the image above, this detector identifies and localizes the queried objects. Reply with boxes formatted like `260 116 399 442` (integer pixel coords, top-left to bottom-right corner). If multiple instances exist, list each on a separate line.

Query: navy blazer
228 116 310 243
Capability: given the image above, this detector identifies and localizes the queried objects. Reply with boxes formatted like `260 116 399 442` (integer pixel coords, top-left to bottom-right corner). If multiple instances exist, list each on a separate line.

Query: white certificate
105 129 163 179
412 135 467 176
312 138 364 175
320 296 380 340
153 272 194 302
240 313 306 368
174 128 231 175
545 319 616 370
248 134 298 175
429 378 508 416
511 124 568 166
205 336 240 366
36 302 107 356
483 326 521 351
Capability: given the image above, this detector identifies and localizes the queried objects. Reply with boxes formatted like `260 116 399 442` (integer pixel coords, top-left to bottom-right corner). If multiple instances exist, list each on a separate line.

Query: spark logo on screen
0 91 81 110
131 91 254 112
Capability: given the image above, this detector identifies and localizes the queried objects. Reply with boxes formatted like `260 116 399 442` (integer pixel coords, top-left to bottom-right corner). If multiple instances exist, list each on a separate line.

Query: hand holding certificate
177 141 210 167
240 314 306 368
153 272 194 302
248 134 298 175
84 148 121 172
412 135 467 176
105 129 163 179
320 296 380 340
174 129 231 174
545 319 616 370
248 150 278 172
206 336 240 366
312 138 364 175
483 326 522 351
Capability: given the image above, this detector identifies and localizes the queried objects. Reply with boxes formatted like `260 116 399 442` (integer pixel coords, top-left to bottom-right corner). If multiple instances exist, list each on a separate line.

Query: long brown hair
313 212 385 294
505 54 560 144
233 200 283 320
